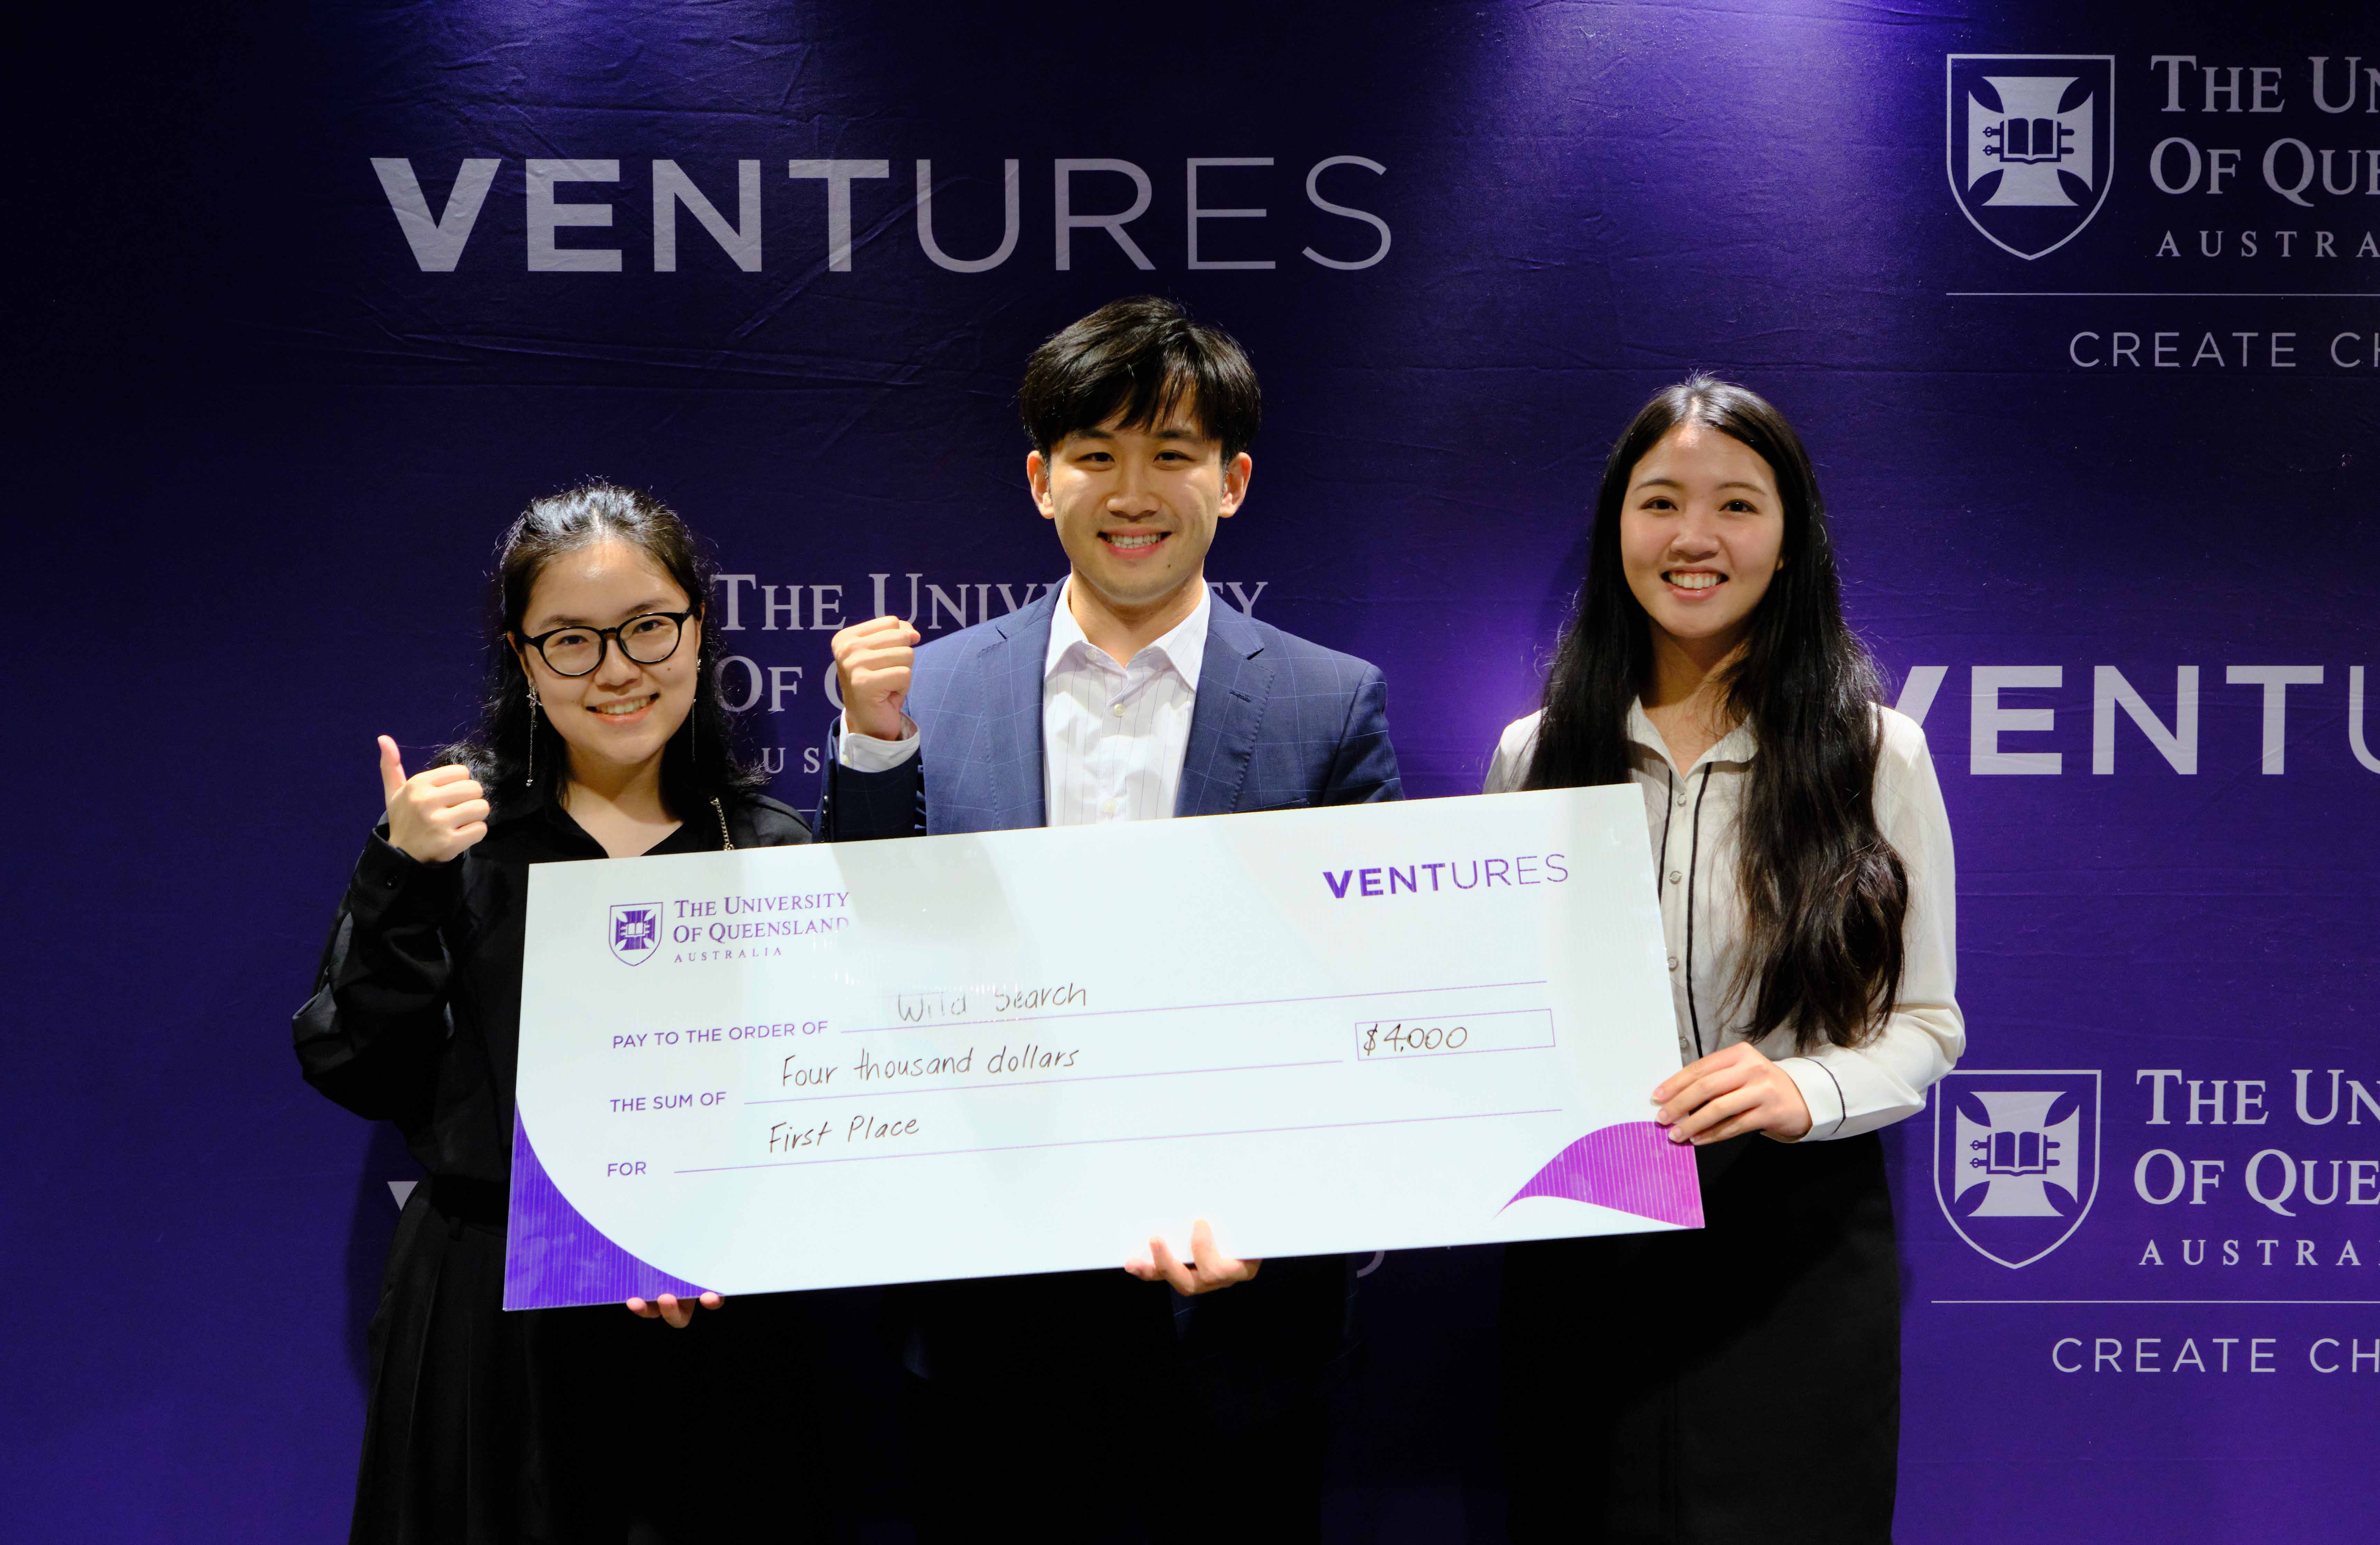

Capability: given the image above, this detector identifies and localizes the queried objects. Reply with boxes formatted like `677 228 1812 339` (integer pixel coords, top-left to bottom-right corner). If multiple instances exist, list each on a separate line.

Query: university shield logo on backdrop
1933 1070 2101 1268
608 903 661 966
1945 55 2114 260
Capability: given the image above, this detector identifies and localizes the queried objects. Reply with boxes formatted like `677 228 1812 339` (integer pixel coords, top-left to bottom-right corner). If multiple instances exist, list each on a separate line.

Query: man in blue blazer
818 298 1399 1542
819 575 1399 836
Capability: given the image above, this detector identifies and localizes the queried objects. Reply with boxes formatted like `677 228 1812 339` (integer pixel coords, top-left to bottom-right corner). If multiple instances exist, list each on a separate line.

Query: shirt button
1667 955 1680 972
1111 702 1126 717
1676 792 1689 807
1100 799 1117 816
1668 870 1682 885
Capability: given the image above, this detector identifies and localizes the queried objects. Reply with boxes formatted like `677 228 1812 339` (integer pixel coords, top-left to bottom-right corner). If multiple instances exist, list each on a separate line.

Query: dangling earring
526 686 540 788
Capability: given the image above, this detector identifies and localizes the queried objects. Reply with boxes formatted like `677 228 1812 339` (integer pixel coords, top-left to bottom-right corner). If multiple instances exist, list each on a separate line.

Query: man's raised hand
378 736 491 865
830 615 920 741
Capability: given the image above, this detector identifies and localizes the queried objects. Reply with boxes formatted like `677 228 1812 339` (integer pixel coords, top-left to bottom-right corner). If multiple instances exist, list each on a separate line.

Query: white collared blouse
1484 702 1963 1141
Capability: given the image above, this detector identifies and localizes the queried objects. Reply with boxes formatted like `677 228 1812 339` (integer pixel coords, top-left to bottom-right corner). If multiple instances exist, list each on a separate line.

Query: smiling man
818 296 1400 1542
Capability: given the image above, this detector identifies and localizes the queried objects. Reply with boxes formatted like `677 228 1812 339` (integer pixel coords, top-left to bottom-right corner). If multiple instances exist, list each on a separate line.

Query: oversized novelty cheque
503 788 1703 1309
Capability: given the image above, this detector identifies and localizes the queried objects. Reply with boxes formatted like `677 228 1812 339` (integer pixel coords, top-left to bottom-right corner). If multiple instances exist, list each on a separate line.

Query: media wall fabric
9 2 2376 1539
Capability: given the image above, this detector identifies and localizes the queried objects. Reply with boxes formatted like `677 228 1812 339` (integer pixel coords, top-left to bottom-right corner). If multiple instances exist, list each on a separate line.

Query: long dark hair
444 481 766 814
1525 377 1907 1051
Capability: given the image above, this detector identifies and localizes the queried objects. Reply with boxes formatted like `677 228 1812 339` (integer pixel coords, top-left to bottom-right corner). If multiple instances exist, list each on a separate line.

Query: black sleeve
739 794 817 847
290 831 462 1127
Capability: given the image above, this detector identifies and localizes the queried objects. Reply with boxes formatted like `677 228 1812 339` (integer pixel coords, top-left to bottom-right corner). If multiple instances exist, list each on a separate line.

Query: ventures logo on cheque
1933 1070 2101 1268
608 902 662 966
1945 54 2114 260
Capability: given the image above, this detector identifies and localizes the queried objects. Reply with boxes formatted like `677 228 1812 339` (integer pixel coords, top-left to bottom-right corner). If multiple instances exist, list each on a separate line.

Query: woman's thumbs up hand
378 735 492 865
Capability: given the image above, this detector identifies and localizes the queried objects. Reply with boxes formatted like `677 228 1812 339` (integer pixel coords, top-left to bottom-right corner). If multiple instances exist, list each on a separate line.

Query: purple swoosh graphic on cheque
1505 1121 1704 1228
503 1113 711 1311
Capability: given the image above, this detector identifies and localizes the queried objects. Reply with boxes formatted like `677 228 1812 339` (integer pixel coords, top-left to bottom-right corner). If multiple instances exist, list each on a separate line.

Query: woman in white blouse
1488 377 1960 1543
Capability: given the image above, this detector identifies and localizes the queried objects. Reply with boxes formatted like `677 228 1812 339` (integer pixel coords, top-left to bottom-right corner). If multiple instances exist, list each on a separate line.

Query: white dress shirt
1484 702 1963 1141
836 577 1209 827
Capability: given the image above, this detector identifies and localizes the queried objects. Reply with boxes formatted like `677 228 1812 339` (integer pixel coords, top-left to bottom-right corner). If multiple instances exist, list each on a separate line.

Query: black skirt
352 1177 851 1545
1500 1131 1900 1545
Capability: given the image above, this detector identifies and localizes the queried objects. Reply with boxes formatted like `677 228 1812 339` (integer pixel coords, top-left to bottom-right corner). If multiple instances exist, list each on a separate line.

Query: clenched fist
830 615 920 741
378 736 491 865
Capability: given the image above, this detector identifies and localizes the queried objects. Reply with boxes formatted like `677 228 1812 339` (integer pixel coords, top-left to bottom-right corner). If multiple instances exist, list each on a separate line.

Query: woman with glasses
294 483 831 1544
1487 379 1961 1543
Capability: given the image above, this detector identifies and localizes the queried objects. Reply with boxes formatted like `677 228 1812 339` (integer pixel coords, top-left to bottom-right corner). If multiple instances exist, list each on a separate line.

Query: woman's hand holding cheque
1653 1042 1813 1145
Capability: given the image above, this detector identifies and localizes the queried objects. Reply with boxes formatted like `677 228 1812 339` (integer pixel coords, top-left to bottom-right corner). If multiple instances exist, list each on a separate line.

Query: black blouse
294 789 814 1188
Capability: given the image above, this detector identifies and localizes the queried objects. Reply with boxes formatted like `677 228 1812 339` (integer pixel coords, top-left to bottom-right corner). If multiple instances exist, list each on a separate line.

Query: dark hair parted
1019 296 1261 461
1525 377 1909 1052
443 482 768 814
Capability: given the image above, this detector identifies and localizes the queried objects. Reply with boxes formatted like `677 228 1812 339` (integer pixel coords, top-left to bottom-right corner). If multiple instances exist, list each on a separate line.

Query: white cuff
835 715 920 772
1776 1055 1849 1142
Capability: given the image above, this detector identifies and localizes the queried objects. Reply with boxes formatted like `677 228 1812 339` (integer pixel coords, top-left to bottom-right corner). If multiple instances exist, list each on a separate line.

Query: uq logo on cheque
608 903 662 966
1945 55 2116 260
1934 1070 2103 1268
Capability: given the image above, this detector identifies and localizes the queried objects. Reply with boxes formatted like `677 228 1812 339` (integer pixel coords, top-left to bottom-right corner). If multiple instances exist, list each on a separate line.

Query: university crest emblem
1945 55 2115 259
1933 1069 2101 1268
608 902 662 966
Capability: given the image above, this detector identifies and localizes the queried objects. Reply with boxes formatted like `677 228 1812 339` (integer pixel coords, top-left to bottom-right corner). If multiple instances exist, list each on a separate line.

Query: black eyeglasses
519 609 696 677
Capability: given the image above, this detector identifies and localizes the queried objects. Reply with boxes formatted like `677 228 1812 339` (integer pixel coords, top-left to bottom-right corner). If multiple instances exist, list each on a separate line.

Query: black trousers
1499 1131 1901 1545
894 1267 1333 1545
901 1370 1328 1544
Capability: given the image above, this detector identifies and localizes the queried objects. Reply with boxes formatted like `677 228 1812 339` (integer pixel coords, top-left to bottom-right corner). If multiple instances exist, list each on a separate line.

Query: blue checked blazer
813 584 1400 1423
817 584 1402 838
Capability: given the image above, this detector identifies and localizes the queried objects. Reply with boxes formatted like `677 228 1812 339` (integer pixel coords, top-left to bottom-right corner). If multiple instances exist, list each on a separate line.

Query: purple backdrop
10 1 2376 1539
